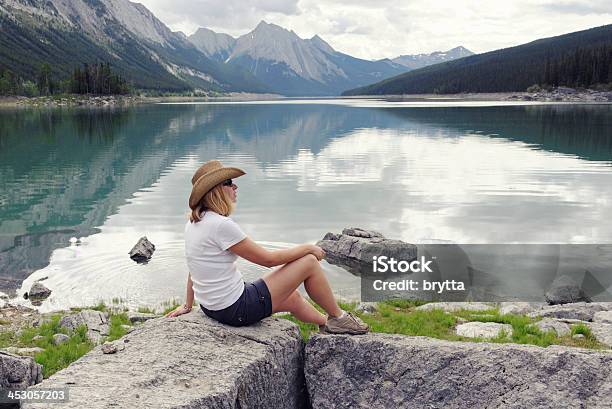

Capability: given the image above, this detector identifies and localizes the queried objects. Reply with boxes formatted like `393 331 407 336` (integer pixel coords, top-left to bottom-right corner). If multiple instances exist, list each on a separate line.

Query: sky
137 0 612 60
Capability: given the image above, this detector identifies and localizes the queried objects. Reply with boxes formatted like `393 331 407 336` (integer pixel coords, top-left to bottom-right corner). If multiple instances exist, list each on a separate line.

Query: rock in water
316 228 417 274
27 282 51 300
545 275 590 305
305 334 612 408
129 236 155 263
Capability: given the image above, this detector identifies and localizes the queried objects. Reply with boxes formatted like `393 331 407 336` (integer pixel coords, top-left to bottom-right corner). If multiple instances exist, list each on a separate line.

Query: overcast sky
137 0 612 60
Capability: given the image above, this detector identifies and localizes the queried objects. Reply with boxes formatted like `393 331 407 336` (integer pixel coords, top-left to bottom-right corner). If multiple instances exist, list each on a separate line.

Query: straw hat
189 160 245 209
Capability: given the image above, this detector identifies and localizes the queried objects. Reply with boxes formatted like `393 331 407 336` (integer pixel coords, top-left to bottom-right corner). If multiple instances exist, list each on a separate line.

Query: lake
1 100 612 311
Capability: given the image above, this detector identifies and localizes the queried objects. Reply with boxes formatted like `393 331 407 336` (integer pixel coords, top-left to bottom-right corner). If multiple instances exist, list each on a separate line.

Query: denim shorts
200 278 273 326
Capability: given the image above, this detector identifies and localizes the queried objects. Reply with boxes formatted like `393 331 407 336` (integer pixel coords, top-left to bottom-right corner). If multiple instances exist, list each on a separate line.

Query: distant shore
1 87 611 108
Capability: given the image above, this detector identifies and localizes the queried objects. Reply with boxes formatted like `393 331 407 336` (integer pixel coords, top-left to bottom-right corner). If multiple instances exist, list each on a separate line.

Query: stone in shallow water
28 282 51 300
456 322 513 338
128 236 156 263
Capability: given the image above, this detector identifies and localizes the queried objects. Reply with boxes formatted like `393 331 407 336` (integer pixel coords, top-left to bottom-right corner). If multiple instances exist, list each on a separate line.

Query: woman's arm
229 238 325 268
165 272 194 318
185 272 194 309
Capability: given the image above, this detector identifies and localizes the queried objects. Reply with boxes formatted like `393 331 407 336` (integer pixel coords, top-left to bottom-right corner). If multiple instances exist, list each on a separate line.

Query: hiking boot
323 311 369 335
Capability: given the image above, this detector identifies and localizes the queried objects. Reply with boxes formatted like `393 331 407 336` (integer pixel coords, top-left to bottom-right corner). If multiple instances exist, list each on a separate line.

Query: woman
165 160 368 335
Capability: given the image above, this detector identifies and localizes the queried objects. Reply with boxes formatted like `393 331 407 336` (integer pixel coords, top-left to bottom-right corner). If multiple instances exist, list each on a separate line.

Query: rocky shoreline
1 298 611 408
1 87 611 108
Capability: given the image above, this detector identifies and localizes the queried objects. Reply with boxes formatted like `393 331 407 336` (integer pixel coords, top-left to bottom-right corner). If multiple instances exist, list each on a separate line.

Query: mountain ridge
188 21 471 96
343 24 612 96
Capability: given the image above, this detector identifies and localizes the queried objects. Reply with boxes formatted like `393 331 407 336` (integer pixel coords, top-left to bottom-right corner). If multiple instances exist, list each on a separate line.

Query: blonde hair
189 184 234 223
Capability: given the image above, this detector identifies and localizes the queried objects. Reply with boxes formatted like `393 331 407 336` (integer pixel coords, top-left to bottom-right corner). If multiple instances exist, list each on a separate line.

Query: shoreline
1 87 611 108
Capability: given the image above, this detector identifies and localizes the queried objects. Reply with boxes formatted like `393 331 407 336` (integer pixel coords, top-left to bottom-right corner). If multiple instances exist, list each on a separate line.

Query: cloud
541 0 612 15
137 0 612 59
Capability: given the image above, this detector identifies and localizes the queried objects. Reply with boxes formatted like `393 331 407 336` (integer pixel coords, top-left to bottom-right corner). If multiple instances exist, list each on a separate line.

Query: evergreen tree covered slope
0 0 267 92
343 24 612 95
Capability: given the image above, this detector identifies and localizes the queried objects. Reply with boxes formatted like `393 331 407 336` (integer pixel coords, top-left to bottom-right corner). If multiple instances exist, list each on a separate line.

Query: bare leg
274 290 326 326
262 254 343 319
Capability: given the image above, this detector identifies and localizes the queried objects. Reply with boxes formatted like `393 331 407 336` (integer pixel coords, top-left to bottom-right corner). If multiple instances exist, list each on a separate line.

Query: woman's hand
308 245 326 261
165 304 192 318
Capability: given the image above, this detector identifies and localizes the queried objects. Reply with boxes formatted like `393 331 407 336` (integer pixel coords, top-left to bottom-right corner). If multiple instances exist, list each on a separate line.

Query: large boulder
316 228 417 274
0 351 43 389
305 334 612 408
545 275 590 305
24 311 306 409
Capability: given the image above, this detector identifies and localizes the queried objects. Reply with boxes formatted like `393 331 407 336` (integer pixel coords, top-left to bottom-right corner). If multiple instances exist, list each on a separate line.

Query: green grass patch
137 306 156 314
34 325 93 378
107 313 131 342
277 301 607 349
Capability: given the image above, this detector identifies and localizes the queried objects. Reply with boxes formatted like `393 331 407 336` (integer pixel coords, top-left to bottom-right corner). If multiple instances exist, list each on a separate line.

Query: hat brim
189 167 245 209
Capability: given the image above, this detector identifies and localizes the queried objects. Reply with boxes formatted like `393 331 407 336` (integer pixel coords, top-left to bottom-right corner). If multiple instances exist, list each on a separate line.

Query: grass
137 306 156 314
277 301 608 350
0 303 141 378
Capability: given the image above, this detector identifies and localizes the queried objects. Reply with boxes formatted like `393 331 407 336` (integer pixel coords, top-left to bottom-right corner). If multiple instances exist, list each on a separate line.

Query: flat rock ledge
305 334 612 409
23 311 306 409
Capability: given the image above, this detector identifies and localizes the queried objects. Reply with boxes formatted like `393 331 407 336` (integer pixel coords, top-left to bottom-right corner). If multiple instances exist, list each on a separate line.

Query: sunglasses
222 179 233 186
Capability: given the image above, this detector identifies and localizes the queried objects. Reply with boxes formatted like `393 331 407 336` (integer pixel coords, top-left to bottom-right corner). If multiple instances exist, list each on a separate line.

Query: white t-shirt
184 211 247 310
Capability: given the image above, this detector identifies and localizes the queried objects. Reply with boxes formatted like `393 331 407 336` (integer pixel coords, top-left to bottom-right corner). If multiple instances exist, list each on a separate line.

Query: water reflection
1 102 611 309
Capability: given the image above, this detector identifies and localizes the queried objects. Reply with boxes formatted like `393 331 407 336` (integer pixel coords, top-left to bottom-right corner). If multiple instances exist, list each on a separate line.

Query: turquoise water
1 100 612 310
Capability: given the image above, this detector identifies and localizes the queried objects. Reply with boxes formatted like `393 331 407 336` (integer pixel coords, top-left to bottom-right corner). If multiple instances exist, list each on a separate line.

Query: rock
27 282 52 300
129 236 156 263
573 334 586 340
416 302 493 312
0 351 43 389
499 302 544 315
101 342 124 354
593 311 612 324
306 334 612 408
316 228 417 274
354 302 378 314
52 333 70 345
2 347 44 357
528 302 605 321
23 311 305 409
32 335 44 342
456 322 513 338
120 324 133 332
587 323 612 348
127 312 161 323
534 319 571 336
59 310 110 344
545 275 590 305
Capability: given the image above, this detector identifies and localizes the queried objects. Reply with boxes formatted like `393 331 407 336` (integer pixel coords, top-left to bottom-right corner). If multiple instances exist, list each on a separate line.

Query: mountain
189 27 236 62
390 46 474 70
0 0 267 92
343 25 612 96
189 21 408 96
